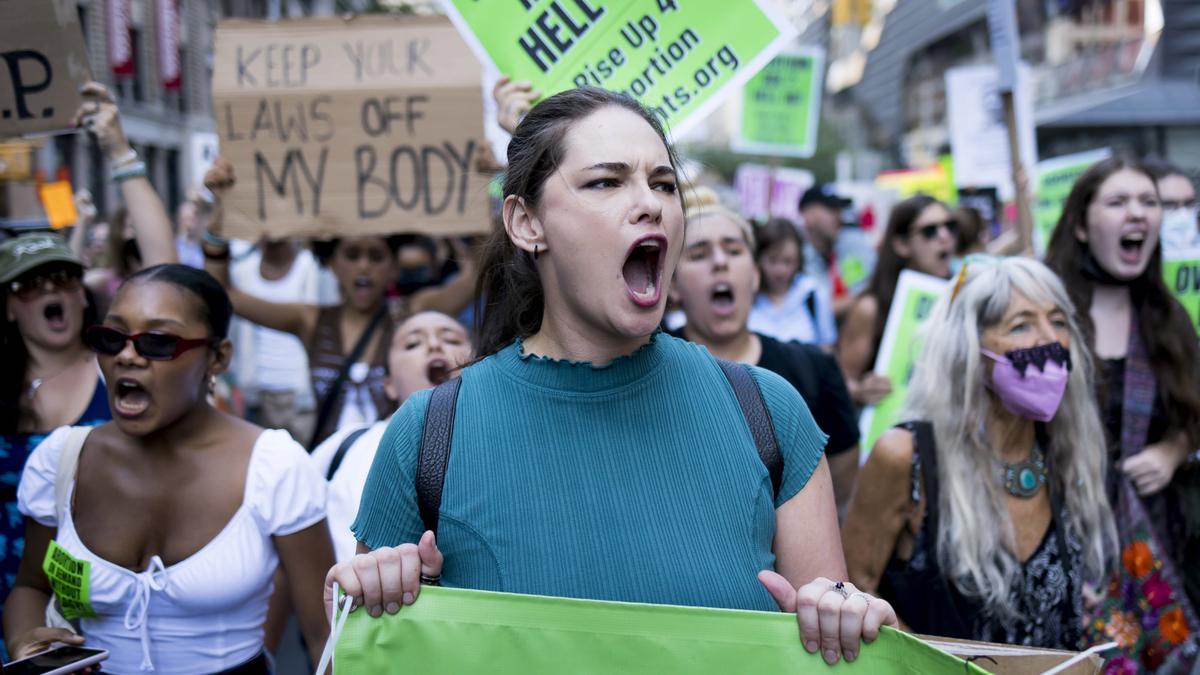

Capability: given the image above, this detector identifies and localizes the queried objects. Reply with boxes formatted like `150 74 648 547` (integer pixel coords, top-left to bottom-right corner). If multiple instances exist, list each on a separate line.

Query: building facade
830 0 1200 176
26 0 220 224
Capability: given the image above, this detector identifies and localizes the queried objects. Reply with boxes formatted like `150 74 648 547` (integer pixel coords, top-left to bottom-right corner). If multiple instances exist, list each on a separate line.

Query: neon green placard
1163 248 1200 338
858 271 948 459
334 586 983 673
42 539 96 619
1033 148 1110 254
438 0 797 138
734 47 824 158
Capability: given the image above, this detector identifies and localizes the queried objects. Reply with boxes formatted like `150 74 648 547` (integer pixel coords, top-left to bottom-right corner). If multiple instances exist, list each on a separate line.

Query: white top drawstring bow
123 555 169 671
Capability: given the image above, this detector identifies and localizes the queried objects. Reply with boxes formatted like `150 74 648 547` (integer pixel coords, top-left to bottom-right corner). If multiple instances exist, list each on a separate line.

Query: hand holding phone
2 646 108 675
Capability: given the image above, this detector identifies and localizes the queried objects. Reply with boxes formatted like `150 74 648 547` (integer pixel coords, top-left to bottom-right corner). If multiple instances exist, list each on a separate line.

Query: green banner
733 48 824 158
439 0 796 137
859 271 948 458
1163 249 1200 338
334 586 982 673
1033 148 1110 254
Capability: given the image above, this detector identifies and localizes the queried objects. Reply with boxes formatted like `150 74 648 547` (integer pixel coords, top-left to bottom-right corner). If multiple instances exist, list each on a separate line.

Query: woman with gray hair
842 256 1115 648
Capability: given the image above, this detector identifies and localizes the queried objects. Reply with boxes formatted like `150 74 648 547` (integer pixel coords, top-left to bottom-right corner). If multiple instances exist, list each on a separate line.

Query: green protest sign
859 271 948 459
439 0 796 137
733 47 824 158
1163 247 1200 338
1033 148 1110 254
332 585 982 673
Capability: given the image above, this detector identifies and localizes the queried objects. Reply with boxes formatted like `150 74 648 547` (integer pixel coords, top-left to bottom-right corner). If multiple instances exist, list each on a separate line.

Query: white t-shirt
18 427 327 674
232 252 318 394
309 420 388 563
748 275 838 346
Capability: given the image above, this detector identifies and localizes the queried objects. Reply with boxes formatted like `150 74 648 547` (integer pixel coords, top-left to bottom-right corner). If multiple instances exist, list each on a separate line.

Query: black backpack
413 359 783 535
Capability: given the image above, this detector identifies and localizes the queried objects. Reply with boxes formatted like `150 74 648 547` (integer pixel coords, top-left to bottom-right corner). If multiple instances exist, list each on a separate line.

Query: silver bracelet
109 148 138 170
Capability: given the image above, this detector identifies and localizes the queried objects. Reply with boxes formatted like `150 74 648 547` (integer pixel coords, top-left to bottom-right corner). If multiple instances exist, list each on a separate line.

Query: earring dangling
208 375 216 393
533 245 540 260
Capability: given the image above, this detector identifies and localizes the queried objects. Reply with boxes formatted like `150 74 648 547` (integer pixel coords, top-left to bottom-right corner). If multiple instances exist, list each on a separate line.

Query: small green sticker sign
438 0 797 138
1163 247 1200 338
43 539 96 619
734 47 824 158
859 271 949 458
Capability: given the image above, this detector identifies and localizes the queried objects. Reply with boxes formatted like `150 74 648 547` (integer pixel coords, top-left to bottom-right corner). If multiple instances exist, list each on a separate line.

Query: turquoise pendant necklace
993 446 1047 499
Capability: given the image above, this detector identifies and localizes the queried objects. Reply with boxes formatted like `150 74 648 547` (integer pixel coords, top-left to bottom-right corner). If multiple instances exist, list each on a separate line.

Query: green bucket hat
0 233 84 285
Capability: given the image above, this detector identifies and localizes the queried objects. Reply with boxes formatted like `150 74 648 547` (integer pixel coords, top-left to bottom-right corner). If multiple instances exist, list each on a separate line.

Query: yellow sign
38 180 77 230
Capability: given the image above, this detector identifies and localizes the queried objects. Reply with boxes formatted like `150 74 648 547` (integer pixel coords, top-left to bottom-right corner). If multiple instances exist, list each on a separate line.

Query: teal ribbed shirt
352 333 828 611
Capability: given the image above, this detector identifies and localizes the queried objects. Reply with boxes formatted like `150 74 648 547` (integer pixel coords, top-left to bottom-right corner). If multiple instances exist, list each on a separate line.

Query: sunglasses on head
85 325 217 361
914 219 959 241
8 268 82 301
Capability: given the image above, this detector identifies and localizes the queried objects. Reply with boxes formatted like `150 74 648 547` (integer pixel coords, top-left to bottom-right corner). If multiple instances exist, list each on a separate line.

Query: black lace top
877 422 1084 649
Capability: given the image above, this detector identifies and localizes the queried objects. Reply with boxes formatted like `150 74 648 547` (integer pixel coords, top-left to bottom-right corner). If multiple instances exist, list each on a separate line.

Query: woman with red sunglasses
836 195 958 408
4 264 333 673
0 82 179 632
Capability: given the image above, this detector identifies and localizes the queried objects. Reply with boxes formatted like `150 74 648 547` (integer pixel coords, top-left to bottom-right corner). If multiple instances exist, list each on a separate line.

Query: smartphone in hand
3 646 108 675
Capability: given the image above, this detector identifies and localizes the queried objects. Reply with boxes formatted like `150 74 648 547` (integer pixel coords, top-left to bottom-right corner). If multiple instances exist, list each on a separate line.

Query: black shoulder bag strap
911 420 972 630
717 359 783 499
415 377 463 536
325 426 372 481
308 306 388 450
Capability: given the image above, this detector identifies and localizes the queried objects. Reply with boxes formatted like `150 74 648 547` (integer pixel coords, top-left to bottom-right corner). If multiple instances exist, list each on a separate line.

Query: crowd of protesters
0 72 1197 675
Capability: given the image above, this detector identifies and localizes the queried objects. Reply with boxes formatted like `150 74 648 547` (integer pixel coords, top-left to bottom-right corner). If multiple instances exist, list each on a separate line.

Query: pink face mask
980 343 1072 422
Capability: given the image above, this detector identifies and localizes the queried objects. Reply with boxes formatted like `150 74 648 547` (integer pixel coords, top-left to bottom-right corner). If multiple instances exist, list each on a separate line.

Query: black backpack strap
717 359 783 499
415 377 463 536
325 426 372 481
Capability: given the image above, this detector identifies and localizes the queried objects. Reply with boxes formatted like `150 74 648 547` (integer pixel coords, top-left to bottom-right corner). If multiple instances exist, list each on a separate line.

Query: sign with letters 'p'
213 16 490 240
439 0 796 139
0 0 93 138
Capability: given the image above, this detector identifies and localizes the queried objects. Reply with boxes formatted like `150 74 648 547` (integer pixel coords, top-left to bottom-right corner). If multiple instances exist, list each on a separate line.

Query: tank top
878 422 1084 649
307 306 395 447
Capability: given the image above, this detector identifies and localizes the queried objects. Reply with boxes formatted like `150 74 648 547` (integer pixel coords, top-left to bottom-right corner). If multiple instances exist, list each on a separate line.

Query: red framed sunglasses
85 325 217 361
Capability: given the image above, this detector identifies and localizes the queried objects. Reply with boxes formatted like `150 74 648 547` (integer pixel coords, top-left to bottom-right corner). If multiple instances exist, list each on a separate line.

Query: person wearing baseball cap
0 232 111 624
798 185 857 318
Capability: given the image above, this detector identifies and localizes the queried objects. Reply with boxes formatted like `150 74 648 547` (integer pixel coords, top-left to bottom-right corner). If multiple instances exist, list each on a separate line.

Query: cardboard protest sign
439 0 796 139
859 270 949 459
1033 148 1110 254
212 16 490 240
733 47 824 158
0 0 93 138
332 585 984 673
1164 247 1200 338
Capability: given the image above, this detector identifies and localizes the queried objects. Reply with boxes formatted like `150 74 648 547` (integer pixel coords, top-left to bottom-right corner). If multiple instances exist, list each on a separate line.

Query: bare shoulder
865 427 915 477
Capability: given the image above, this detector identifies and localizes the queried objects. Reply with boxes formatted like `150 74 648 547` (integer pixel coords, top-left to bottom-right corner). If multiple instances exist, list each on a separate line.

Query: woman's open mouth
113 377 151 418
622 235 666 308
426 358 451 385
1118 231 1146 264
43 302 67 331
710 282 736 317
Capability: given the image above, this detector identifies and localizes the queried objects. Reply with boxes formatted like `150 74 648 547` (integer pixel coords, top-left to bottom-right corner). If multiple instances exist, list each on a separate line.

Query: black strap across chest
413 358 783 535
